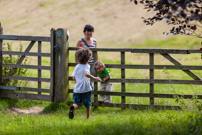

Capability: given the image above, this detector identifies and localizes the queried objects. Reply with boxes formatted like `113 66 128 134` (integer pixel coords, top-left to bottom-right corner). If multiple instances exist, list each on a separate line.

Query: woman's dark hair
75 48 92 64
83 24 94 33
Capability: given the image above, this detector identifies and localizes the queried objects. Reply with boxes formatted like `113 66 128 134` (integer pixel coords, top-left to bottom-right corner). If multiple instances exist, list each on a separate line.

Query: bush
2 42 29 86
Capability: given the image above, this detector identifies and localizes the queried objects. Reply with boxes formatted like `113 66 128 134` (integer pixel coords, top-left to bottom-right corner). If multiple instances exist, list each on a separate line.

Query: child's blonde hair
93 60 106 73
75 48 92 64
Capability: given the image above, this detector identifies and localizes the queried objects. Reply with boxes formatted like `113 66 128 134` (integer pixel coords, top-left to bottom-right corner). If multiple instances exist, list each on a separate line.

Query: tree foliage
131 0 202 38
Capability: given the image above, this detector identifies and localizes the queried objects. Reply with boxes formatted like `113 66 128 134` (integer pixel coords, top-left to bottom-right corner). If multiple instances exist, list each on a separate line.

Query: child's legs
73 104 79 109
99 83 106 101
105 82 113 102
86 106 91 119
73 92 82 112
82 91 92 119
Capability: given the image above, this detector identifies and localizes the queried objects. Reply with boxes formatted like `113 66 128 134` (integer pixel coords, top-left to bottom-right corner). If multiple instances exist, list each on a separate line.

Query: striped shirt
80 38 96 64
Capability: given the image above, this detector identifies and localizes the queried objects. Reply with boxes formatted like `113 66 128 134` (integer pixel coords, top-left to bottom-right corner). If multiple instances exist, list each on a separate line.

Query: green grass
0 104 202 135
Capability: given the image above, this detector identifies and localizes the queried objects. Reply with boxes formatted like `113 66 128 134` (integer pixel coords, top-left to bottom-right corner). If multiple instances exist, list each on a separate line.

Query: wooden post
53 28 69 103
93 51 98 109
50 28 56 102
149 53 154 106
121 51 125 110
0 22 3 87
38 41 42 94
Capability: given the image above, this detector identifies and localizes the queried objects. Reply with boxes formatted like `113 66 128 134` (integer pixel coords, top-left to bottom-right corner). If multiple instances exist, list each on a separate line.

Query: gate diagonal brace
3 41 36 85
161 53 201 81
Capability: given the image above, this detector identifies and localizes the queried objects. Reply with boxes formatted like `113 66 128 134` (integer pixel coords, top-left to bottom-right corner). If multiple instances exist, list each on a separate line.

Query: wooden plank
0 90 51 101
67 100 180 109
69 47 201 54
161 53 201 80
38 41 42 94
93 103 180 110
69 63 202 70
69 77 202 85
0 85 50 93
50 28 56 102
121 51 125 109
2 64 50 70
150 53 154 106
2 51 51 57
2 76 50 82
3 41 36 85
93 51 98 109
0 35 51 42
0 23 2 87
69 89 202 99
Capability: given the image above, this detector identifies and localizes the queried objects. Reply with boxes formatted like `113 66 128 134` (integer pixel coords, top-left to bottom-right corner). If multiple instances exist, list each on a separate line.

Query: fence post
53 28 69 103
0 22 3 87
50 28 56 102
93 51 98 109
121 51 126 110
149 53 154 107
38 41 42 95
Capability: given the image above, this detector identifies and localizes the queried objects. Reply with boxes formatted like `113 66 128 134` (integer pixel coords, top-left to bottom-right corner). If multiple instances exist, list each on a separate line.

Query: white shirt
72 64 92 93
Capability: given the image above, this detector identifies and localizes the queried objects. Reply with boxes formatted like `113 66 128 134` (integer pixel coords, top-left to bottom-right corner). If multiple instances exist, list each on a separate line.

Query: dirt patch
9 106 44 115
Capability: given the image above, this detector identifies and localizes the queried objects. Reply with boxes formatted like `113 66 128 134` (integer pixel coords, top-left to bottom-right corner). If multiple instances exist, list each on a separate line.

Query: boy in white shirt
69 48 101 119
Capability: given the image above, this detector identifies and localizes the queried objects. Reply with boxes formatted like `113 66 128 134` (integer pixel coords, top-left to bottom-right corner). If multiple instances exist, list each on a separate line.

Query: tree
131 0 202 39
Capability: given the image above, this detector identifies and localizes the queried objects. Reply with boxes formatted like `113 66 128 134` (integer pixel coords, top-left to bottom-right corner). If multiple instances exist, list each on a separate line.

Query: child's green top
97 69 110 84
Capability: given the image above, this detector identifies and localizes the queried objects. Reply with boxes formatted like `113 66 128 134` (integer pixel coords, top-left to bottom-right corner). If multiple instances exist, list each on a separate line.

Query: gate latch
54 44 59 52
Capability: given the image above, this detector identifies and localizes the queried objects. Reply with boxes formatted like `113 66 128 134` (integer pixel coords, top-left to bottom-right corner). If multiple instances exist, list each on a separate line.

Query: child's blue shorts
73 91 92 108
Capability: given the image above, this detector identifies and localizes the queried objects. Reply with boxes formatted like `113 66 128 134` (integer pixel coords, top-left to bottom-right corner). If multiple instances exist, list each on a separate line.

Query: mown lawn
0 100 202 135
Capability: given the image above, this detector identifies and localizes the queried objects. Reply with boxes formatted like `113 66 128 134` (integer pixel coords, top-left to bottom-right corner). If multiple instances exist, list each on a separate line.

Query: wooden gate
68 47 202 109
0 23 69 103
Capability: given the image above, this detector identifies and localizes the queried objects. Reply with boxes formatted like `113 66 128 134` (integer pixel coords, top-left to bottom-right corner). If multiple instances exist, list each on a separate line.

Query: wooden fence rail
67 47 202 109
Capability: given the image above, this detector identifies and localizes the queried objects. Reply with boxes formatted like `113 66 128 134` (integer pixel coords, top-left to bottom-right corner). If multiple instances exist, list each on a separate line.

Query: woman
76 24 98 90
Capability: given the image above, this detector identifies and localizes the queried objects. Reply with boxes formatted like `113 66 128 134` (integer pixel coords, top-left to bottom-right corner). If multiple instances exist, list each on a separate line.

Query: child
93 61 113 103
69 48 101 119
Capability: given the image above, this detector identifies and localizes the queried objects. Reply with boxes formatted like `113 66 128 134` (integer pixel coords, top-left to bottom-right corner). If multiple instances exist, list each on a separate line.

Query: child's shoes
69 106 74 119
